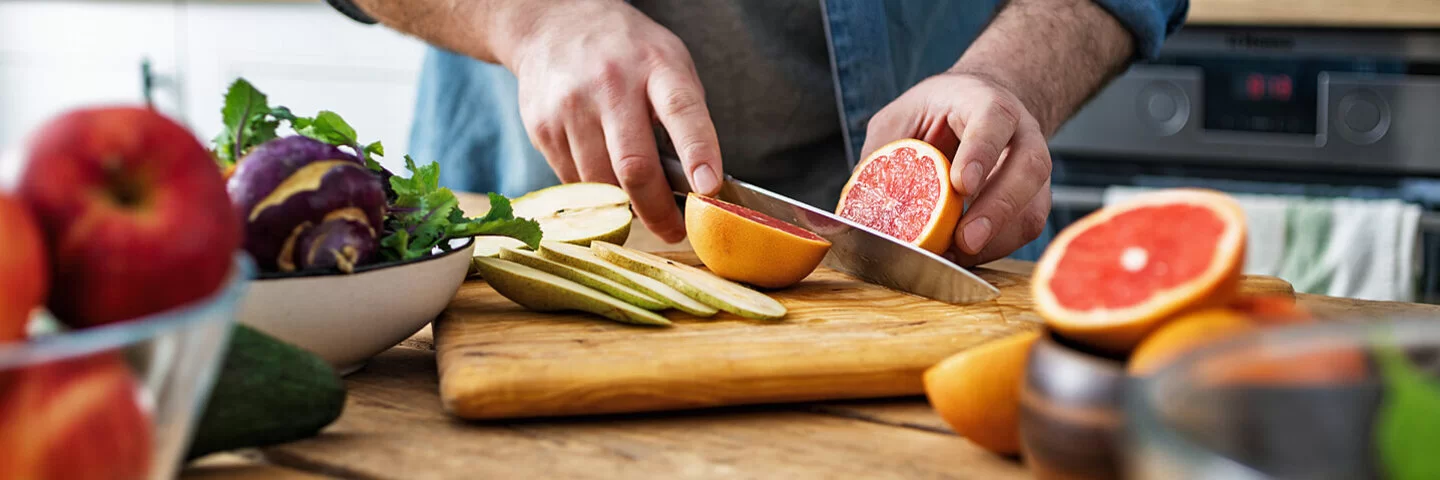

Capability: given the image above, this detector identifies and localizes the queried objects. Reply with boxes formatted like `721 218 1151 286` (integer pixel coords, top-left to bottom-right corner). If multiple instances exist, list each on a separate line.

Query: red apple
18 107 241 328
0 193 46 342
0 351 153 479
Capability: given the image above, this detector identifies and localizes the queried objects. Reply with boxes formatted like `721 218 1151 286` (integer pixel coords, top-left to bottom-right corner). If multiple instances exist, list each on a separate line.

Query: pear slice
499 247 668 310
590 241 787 320
538 241 718 317
471 257 671 327
468 236 531 276
512 183 633 246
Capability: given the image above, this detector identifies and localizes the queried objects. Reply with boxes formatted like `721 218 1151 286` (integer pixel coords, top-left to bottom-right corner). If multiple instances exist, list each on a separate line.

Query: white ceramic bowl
236 238 475 375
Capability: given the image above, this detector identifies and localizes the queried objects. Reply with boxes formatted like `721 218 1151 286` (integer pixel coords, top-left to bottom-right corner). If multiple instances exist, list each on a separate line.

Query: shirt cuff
325 0 380 25
1088 0 1189 60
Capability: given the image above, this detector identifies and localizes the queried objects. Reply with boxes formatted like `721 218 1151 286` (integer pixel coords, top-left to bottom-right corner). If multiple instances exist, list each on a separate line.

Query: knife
660 157 1000 304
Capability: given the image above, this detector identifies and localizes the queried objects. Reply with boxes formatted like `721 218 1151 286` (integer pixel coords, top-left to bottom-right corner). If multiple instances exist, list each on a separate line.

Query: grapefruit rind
923 329 1041 455
686 193 832 289
1031 189 1247 353
836 138 963 255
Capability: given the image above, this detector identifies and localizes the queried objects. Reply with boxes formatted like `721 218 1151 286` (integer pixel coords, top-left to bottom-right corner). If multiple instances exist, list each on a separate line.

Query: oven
1021 26 1440 302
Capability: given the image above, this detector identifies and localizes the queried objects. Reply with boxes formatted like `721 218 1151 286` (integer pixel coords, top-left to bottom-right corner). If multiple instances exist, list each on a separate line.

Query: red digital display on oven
1241 73 1293 102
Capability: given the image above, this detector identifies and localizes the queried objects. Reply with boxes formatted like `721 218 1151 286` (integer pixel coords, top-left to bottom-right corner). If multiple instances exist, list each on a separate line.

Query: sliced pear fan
499 247 668 310
590 241 787 320
512 183 633 246
538 241 718 317
471 257 671 327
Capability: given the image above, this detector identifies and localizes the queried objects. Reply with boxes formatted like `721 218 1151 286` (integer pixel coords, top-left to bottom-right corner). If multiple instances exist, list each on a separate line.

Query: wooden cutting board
434 252 1293 420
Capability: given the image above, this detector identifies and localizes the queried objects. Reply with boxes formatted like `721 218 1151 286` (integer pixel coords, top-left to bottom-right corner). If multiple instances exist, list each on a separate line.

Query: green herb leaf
1375 334 1440 480
212 78 271 166
378 158 543 260
295 110 358 146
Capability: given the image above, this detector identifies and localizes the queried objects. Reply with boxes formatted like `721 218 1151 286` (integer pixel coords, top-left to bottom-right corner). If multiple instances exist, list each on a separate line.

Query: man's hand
861 0 1135 266
504 1 722 243
352 0 722 243
863 73 1052 266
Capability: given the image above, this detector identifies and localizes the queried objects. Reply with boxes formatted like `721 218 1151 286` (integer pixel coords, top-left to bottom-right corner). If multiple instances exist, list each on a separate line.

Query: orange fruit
1127 308 1257 375
1032 188 1247 354
686 193 832 289
923 329 1041 455
836 138 963 255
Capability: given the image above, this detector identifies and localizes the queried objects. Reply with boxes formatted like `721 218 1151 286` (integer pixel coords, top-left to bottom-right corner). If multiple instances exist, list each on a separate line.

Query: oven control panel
1048 27 1440 175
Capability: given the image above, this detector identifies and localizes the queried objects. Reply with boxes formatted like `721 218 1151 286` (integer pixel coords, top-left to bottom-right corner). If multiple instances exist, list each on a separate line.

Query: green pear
499 247 667 310
470 257 671 327
538 241 718 317
512 183 632 246
590 241 786 320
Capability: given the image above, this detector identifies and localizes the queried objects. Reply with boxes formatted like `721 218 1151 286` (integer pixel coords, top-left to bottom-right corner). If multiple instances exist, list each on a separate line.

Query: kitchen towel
1102 186 1423 302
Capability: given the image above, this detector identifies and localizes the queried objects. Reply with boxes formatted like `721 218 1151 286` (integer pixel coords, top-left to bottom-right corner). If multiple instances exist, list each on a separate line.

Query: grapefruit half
685 193 832 289
836 139 963 255
1032 188 1247 354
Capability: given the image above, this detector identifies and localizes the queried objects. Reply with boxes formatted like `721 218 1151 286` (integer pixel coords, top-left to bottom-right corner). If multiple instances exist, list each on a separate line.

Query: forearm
951 0 1135 137
348 0 545 66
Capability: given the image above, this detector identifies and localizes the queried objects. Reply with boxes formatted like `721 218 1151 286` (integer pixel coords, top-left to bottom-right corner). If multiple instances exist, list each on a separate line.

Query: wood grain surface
436 250 1295 420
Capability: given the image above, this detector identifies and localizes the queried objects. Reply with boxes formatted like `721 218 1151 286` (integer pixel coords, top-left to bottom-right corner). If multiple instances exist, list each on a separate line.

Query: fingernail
963 218 992 253
691 164 720 195
962 163 982 195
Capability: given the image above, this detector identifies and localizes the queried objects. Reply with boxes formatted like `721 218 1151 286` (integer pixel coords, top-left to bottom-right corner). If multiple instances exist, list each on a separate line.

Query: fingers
950 180 1052 266
600 82 684 243
528 119 579 183
648 68 723 196
955 120 1052 255
566 104 619 185
948 97 1021 198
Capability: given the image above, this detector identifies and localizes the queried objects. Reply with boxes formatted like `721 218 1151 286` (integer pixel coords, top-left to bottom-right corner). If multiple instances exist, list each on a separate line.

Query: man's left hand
863 71 1052 267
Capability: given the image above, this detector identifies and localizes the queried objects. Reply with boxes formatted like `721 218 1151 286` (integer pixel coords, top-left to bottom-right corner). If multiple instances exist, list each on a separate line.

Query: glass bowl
1125 317 1440 480
0 255 254 480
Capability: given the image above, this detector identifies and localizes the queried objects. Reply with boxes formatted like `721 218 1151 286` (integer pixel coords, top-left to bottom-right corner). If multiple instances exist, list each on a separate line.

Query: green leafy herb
380 156 542 261
212 79 280 167
211 79 384 172
1374 334 1440 480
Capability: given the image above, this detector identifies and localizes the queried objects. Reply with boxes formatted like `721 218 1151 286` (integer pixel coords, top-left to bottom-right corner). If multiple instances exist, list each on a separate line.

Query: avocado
185 324 347 460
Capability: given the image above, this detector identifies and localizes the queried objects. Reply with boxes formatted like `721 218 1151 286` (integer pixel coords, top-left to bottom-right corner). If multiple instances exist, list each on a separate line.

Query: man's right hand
496 0 724 243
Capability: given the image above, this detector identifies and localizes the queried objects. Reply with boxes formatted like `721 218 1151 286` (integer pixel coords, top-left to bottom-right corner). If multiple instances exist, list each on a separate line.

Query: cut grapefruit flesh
1127 308 1257 375
1032 189 1247 354
835 139 962 255
686 193 831 289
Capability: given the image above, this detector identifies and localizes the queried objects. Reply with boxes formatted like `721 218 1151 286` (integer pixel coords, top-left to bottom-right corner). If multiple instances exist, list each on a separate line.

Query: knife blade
660 157 1000 304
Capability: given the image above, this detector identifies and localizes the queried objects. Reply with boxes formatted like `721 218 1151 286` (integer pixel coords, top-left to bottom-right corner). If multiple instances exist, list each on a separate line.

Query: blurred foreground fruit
1128 308 1257 375
0 352 152 480
0 194 47 342
686 193 831 289
923 330 1041 455
19 107 241 327
836 138 962 255
1032 188 1247 354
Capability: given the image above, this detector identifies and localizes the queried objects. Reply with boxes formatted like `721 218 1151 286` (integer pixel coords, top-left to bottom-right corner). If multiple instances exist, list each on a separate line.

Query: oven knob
1336 90 1390 145
1136 81 1188 136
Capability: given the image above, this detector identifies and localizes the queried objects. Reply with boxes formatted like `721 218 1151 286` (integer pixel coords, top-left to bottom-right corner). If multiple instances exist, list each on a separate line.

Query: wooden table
182 193 1440 479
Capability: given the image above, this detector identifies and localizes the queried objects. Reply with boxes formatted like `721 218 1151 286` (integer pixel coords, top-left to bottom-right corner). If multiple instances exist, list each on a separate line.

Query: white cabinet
0 0 428 174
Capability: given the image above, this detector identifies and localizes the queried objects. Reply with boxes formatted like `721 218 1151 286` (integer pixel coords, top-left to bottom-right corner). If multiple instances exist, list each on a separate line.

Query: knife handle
660 155 693 195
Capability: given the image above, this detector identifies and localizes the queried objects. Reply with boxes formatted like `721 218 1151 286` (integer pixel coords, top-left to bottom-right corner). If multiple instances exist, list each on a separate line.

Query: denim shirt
400 0 1188 199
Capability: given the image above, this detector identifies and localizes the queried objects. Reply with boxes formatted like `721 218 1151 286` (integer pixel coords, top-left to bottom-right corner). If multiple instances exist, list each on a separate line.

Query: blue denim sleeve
1088 0 1189 59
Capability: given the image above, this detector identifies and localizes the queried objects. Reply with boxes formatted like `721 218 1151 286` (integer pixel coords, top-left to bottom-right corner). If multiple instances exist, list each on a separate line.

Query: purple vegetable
242 160 386 271
291 216 378 274
226 135 360 223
